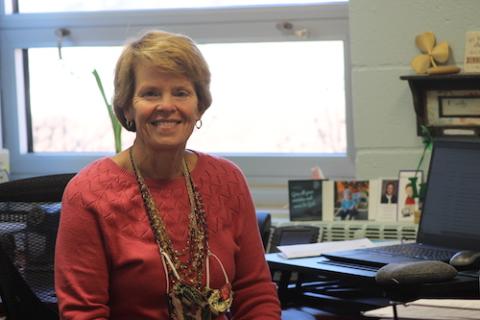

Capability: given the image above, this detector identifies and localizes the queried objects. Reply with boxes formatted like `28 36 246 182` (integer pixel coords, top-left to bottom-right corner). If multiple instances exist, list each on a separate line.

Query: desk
266 253 479 317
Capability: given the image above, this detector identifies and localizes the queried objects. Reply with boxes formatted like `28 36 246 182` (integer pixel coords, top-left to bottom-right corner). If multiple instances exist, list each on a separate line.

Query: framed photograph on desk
333 180 370 221
398 170 423 223
375 179 399 222
288 179 323 221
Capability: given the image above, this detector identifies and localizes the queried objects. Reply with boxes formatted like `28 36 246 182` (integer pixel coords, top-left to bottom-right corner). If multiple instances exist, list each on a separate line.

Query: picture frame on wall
397 170 423 223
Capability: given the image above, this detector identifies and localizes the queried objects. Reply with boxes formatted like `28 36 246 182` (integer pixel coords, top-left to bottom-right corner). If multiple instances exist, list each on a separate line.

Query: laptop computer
322 138 480 267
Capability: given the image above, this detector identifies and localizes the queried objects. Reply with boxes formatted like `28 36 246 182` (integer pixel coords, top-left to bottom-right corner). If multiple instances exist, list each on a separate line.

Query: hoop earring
126 119 134 130
195 119 203 129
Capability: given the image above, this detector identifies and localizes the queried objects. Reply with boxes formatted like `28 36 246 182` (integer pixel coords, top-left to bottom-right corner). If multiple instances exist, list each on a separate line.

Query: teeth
151 120 180 127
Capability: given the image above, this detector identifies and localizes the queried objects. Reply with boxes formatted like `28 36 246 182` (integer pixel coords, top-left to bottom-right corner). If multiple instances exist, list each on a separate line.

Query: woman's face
386 183 394 195
127 63 200 152
405 185 413 197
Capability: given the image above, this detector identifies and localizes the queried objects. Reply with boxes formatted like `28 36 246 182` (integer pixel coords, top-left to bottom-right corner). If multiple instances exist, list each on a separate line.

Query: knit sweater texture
55 152 280 319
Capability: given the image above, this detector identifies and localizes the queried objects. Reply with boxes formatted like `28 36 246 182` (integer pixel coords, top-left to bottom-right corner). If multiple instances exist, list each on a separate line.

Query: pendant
169 282 211 320
205 283 233 315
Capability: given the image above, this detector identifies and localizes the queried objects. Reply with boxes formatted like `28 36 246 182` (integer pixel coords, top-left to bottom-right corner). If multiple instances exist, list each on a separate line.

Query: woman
381 181 397 204
55 30 281 319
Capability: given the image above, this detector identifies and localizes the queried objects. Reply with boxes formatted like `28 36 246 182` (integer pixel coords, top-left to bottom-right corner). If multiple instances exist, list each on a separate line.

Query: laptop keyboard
368 244 457 261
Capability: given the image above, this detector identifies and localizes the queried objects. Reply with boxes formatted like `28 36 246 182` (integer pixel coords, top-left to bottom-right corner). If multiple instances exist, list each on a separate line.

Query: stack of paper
363 299 480 319
277 238 375 259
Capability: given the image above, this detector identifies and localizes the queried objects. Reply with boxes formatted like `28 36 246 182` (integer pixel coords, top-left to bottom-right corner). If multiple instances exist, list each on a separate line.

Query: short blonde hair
113 30 212 132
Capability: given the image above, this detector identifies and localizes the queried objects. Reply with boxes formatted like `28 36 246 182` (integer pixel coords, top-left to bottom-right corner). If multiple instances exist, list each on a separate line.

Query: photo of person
398 171 423 222
334 180 369 220
400 183 416 218
404 183 416 205
380 180 398 204
376 178 399 222
336 188 358 220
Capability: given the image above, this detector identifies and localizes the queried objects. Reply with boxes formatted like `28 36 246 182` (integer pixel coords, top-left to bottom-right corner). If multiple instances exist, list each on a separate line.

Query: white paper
464 31 480 73
322 180 335 221
0 149 9 173
0 149 9 183
277 238 374 259
363 299 480 319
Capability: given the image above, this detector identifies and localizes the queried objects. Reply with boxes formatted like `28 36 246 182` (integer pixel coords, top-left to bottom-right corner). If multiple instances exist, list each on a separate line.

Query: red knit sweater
55 152 281 319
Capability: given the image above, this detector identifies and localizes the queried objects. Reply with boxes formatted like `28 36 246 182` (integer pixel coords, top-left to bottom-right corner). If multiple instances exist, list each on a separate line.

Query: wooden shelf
400 73 480 137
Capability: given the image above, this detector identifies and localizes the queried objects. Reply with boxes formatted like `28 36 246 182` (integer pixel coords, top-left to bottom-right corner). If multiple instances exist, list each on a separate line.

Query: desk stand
391 303 398 320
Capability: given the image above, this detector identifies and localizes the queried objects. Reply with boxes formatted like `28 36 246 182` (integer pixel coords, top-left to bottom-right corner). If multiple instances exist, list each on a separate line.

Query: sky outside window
28 41 346 154
14 0 347 13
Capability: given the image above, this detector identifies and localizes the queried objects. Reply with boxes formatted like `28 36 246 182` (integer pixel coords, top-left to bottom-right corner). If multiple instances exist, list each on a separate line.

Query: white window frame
0 3 354 188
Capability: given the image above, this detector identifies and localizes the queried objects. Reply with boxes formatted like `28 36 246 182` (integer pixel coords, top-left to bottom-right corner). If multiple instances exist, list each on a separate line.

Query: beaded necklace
129 147 208 289
129 148 233 319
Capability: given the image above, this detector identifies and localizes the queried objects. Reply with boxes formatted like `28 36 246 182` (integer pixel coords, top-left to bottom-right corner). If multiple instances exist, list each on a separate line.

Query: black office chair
0 173 75 320
256 211 272 251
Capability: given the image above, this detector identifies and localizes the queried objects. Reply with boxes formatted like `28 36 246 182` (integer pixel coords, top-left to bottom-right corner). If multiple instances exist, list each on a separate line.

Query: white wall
349 0 480 179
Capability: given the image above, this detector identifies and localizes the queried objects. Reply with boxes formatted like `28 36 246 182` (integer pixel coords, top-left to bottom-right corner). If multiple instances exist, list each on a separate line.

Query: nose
155 95 176 113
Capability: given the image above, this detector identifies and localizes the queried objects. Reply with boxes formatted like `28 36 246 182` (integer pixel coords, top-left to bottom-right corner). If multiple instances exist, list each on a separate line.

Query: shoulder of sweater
65 157 125 195
194 153 251 197
197 152 244 177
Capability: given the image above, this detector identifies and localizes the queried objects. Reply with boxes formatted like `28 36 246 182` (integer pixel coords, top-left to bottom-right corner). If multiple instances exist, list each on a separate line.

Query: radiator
273 221 418 242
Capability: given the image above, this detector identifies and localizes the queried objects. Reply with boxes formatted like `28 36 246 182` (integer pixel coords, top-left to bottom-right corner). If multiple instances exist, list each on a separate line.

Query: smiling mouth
150 120 182 127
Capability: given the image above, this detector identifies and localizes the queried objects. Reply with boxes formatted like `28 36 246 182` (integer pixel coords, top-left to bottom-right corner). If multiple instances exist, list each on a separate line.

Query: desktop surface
266 253 378 280
266 253 479 299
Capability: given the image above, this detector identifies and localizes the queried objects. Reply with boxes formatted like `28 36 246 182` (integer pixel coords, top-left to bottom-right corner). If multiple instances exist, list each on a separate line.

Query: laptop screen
418 139 480 250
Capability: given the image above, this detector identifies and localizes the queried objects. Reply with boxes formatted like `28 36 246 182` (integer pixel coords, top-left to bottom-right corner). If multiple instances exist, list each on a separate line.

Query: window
10 0 347 13
28 41 345 154
1 2 353 203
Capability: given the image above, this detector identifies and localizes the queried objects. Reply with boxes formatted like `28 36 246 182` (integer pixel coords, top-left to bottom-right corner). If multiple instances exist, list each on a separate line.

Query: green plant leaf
93 69 122 153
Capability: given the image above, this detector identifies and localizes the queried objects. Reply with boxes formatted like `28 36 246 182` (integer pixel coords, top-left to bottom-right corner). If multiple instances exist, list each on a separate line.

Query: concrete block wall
349 0 480 179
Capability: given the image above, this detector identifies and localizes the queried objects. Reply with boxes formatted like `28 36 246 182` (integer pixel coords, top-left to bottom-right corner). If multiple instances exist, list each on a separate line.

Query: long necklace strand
129 148 208 288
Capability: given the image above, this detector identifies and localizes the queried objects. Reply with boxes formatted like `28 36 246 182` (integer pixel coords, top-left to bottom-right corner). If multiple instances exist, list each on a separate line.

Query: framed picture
397 170 423 223
373 178 399 222
333 180 369 221
288 179 323 221
426 90 480 127
464 31 480 73
0 169 8 183
380 179 399 205
401 74 480 138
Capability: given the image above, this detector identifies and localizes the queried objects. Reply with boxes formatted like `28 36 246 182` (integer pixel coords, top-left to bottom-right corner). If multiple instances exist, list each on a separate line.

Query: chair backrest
0 173 75 320
256 211 272 251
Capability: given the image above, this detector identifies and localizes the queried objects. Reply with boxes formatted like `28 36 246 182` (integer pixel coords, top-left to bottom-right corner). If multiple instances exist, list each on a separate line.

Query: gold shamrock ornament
411 32 460 75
